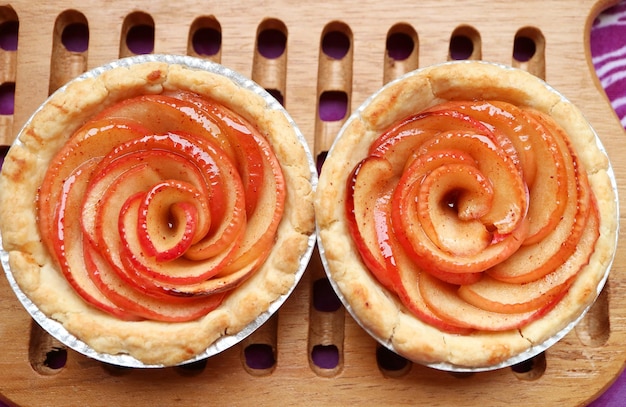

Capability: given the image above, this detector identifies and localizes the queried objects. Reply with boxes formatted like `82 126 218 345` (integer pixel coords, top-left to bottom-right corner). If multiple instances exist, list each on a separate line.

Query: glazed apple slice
86 171 240 298
394 258 475 334
345 156 398 291
458 204 599 314
92 163 161 256
94 94 237 164
157 133 246 262
89 150 244 285
477 101 568 245
418 272 559 331
39 118 151 260
515 105 568 245
100 194 247 299
344 153 476 322
94 183 244 299
423 100 532 185
375 156 482 286
81 149 210 247
347 151 484 291
97 130 277 295
369 109 494 174
117 242 263 298
214 118 286 277
120 130 284 292
51 158 140 320
421 100 569 246
84 243 227 322
487 110 592 284
369 184 476 333
164 90 266 217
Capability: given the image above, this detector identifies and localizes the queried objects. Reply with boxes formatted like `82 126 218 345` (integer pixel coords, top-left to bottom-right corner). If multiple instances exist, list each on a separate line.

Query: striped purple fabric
587 4 625 406
591 1 626 130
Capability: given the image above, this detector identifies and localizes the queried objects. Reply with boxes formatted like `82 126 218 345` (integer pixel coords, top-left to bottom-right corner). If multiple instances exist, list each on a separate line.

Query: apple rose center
345 99 599 332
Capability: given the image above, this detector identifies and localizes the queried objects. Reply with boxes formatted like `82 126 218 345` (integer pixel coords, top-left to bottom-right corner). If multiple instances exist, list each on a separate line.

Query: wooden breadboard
0 0 624 405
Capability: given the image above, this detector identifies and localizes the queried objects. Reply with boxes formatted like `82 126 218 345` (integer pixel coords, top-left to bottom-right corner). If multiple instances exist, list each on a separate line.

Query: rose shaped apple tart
316 61 618 370
0 55 316 367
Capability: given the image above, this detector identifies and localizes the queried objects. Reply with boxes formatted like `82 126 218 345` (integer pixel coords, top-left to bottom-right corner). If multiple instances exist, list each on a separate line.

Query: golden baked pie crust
315 61 618 368
0 60 316 366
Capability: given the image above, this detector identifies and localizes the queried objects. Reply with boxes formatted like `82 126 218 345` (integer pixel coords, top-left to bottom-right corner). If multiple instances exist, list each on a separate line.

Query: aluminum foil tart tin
316 60 619 373
0 54 317 368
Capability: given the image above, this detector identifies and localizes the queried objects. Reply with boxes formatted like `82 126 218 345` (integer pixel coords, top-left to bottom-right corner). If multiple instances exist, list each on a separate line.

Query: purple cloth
588 2 626 406
591 1 626 130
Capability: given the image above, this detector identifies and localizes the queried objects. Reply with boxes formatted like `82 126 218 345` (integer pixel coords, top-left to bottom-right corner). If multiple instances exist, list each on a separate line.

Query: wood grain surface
0 0 624 405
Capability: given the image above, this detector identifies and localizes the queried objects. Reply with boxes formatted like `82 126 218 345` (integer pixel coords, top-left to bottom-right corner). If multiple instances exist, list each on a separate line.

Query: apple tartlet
315 61 618 369
0 55 316 367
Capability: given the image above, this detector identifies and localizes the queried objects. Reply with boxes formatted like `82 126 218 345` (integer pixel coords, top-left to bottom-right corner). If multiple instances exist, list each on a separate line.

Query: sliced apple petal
347 160 477 330
108 194 243 298
377 196 476 333
369 109 494 174
487 109 591 284
143 259 263 298
458 205 598 314
82 149 208 247
88 153 239 285
106 152 247 284
517 108 569 245
217 124 286 276
97 165 162 252
423 100 583 212
119 194 243 285
424 101 532 185
52 158 140 320
84 244 226 322
455 100 569 246
94 94 237 164
419 272 547 331
165 90 267 218
345 156 398 291
39 119 151 260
